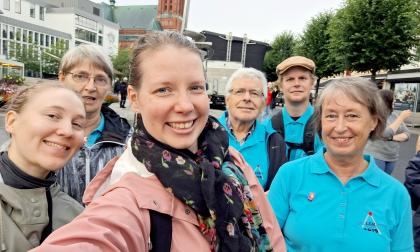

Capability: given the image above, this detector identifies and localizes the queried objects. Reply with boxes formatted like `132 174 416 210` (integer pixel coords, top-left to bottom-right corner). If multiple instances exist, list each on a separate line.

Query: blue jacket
219 111 286 190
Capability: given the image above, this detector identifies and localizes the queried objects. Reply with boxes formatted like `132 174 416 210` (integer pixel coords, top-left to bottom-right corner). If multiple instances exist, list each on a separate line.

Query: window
98 24 103 34
22 29 27 42
34 32 39 44
51 36 55 46
98 36 102 45
2 25 7 38
14 0 20 13
28 31 33 43
3 40 8 56
30 4 35 18
45 35 49 46
75 28 96 43
93 7 100 16
3 0 10 10
40 34 44 46
8 26 14 40
39 6 45 20
16 28 21 41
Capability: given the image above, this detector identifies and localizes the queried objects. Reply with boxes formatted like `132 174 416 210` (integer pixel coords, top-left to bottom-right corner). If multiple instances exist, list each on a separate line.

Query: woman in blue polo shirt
268 77 413 252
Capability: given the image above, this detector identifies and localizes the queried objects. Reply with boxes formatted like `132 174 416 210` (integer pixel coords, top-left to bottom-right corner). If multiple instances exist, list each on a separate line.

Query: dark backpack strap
149 210 172 252
271 112 284 137
272 111 316 158
265 132 287 191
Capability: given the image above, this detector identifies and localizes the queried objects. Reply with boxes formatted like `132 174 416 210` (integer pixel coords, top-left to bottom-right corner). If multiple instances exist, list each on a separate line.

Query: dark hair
129 31 202 89
313 77 387 140
379 89 394 115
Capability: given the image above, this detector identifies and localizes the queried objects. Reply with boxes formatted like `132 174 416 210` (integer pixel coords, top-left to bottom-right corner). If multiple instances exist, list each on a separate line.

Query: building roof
112 5 161 30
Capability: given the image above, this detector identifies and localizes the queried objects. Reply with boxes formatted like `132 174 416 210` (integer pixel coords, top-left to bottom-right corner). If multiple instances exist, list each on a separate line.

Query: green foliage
328 0 418 80
2 73 25 85
263 32 297 81
112 48 131 78
300 11 342 79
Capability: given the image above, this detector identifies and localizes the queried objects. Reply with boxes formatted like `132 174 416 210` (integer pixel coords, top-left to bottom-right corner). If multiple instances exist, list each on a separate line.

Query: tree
329 0 418 81
112 48 131 78
299 11 342 99
42 39 68 75
263 31 297 81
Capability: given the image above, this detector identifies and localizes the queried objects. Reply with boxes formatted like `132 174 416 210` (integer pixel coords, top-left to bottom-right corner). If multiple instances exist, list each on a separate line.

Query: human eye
190 84 205 94
234 89 246 96
250 90 261 98
345 113 360 120
72 120 84 130
154 87 171 96
74 73 88 82
324 113 337 120
94 76 108 86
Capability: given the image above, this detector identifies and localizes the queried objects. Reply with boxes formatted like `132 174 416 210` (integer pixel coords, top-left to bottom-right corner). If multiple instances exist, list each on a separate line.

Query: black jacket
405 152 420 251
57 105 131 203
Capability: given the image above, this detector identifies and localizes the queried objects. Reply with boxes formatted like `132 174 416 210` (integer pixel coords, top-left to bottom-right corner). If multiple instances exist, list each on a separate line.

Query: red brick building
156 0 186 31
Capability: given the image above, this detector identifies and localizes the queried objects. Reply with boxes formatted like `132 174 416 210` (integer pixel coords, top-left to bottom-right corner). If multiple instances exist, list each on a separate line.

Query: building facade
0 0 119 77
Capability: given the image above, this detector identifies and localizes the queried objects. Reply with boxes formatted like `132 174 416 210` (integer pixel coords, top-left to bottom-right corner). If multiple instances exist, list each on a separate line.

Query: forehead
231 77 262 89
322 93 367 111
26 88 85 115
282 67 312 77
70 60 107 75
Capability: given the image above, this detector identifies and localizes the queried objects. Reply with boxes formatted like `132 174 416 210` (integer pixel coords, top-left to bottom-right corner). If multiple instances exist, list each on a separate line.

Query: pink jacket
31 145 286 252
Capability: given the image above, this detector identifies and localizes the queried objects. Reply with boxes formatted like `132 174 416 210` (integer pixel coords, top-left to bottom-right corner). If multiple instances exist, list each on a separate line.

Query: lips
82 96 97 102
331 137 352 144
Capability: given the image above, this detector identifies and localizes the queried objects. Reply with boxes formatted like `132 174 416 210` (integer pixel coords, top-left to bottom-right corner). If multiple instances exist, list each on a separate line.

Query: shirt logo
361 211 382 234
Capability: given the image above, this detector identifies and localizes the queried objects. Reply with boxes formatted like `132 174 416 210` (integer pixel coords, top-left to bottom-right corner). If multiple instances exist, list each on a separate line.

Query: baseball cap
276 56 315 76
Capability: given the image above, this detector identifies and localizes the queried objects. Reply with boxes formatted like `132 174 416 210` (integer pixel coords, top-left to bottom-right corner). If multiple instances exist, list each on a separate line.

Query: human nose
174 91 194 113
83 77 97 90
334 116 347 132
56 120 74 137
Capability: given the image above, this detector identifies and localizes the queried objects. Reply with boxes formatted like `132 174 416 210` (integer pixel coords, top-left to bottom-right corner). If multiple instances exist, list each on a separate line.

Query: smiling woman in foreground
268 77 414 252
31 31 286 252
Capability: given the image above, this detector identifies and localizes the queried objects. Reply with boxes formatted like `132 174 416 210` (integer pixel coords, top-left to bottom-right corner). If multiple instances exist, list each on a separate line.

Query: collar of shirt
225 114 256 145
86 113 105 147
310 149 381 187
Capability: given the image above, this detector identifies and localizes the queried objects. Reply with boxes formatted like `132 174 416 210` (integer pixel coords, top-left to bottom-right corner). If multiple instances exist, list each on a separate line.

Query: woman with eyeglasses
218 68 287 191
57 44 131 204
31 31 286 252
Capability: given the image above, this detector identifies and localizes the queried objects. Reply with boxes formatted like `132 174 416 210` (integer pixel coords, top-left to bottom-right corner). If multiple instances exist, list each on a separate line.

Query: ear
58 71 66 82
5 111 17 135
128 85 140 113
371 117 378 132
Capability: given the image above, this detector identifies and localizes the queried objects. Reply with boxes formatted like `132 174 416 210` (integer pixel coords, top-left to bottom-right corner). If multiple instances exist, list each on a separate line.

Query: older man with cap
267 56 323 162
218 67 287 190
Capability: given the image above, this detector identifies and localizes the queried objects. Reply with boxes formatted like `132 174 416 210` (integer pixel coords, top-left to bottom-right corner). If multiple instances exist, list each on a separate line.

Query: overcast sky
93 0 345 43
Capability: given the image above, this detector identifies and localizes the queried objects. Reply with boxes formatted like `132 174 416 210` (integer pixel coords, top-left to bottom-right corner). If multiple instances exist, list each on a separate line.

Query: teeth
169 121 194 129
45 141 67 150
334 137 350 143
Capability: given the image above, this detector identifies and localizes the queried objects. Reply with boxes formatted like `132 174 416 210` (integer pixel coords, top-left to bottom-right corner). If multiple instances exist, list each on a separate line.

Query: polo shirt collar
282 103 314 124
310 149 380 187
86 113 105 147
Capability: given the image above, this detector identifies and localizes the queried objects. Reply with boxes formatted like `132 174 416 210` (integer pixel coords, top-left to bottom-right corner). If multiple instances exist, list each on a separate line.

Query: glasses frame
67 72 111 87
228 88 264 99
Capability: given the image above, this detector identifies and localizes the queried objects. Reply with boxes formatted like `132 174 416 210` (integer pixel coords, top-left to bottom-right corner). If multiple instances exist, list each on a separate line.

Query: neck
229 117 254 141
7 147 49 179
324 152 368 185
85 112 101 136
284 100 309 117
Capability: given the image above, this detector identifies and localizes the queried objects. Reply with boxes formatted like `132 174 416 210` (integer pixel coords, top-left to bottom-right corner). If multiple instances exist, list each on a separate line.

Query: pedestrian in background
365 89 411 175
269 77 413 251
119 77 128 108
31 31 285 252
57 44 131 203
267 56 323 162
219 67 287 190
1 84 85 251
113 77 120 94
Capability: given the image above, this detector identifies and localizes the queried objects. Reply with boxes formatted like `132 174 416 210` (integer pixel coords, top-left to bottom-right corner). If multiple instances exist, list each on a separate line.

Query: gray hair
313 77 386 140
130 31 202 89
59 44 113 81
225 67 268 98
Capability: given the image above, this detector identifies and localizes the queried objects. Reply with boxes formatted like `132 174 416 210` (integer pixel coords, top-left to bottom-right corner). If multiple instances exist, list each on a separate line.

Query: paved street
0 104 417 183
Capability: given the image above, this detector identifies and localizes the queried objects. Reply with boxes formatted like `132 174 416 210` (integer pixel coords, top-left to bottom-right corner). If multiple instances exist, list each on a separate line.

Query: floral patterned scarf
131 115 272 252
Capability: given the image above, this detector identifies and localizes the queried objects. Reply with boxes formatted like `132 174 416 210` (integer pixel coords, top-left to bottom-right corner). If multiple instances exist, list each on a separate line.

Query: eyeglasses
229 88 264 99
67 72 110 87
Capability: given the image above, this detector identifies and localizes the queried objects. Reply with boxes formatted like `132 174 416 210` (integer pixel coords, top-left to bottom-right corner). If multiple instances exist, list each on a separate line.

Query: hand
400 110 412 120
